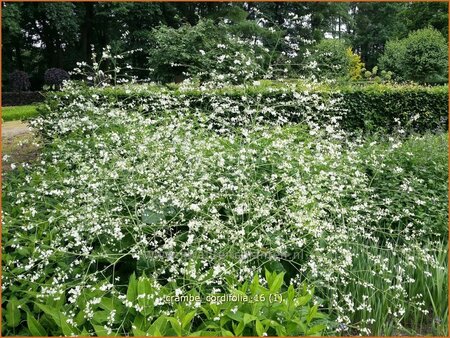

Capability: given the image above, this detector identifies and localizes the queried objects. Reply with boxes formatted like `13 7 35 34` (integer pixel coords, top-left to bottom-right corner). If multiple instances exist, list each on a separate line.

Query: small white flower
189 204 201 212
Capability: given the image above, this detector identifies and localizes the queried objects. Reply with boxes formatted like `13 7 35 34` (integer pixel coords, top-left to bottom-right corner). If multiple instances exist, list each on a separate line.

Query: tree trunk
14 43 23 70
338 16 341 39
80 2 94 62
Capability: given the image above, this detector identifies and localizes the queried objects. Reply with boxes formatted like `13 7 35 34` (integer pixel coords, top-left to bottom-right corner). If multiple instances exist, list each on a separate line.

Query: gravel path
2 120 31 139
2 121 40 172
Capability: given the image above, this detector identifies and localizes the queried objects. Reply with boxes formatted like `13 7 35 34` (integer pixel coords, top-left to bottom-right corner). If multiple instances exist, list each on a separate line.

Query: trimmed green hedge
42 81 448 132
335 84 448 131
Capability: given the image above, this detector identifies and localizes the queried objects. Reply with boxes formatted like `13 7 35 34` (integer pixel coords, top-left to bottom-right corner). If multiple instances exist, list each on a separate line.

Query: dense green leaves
6 272 328 336
379 28 448 84
303 39 353 79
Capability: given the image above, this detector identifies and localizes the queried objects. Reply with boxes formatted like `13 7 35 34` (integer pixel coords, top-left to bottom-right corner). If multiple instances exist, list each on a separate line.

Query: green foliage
348 3 407 68
331 132 449 335
3 2 450 90
379 28 448 84
2 271 328 336
330 240 448 336
398 2 448 39
402 28 448 83
334 83 448 132
361 66 393 83
346 47 365 80
378 39 407 79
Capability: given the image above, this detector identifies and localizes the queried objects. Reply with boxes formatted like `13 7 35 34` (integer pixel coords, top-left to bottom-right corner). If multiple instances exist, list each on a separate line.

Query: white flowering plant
148 19 274 84
71 45 143 87
2 57 448 337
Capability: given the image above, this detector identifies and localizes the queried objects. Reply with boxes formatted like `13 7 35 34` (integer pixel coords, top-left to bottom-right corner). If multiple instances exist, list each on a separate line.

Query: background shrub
148 19 273 83
44 68 70 89
346 47 365 80
304 39 364 80
378 39 407 80
9 70 30 92
379 27 448 84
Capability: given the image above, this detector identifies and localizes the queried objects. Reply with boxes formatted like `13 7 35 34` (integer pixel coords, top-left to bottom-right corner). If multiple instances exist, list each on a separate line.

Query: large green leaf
181 310 196 329
255 319 265 336
5 297 21 328
26 312 47 336
306 304 319 324
243 313 257 325
59 314 78 336
93 324 116 336
35 303 60 323
142 209 164 224
306 323 326 335
127 273 137 303
148 315 169 335
269 272 285 293
167 317 182 336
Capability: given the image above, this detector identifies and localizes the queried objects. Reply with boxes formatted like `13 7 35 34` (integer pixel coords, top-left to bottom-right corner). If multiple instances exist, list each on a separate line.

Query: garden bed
2 82 448 336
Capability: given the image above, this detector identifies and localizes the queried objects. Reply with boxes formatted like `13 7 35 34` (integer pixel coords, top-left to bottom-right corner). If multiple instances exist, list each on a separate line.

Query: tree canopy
2 1 448 89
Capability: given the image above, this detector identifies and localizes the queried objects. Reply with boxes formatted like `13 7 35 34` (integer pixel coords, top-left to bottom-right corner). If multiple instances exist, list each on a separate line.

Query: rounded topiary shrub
44 68 70 89
9 70 31 92
379 27 448 84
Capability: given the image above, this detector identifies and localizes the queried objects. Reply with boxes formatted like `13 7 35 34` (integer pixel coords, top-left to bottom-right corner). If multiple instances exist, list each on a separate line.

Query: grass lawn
1 105 38 122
